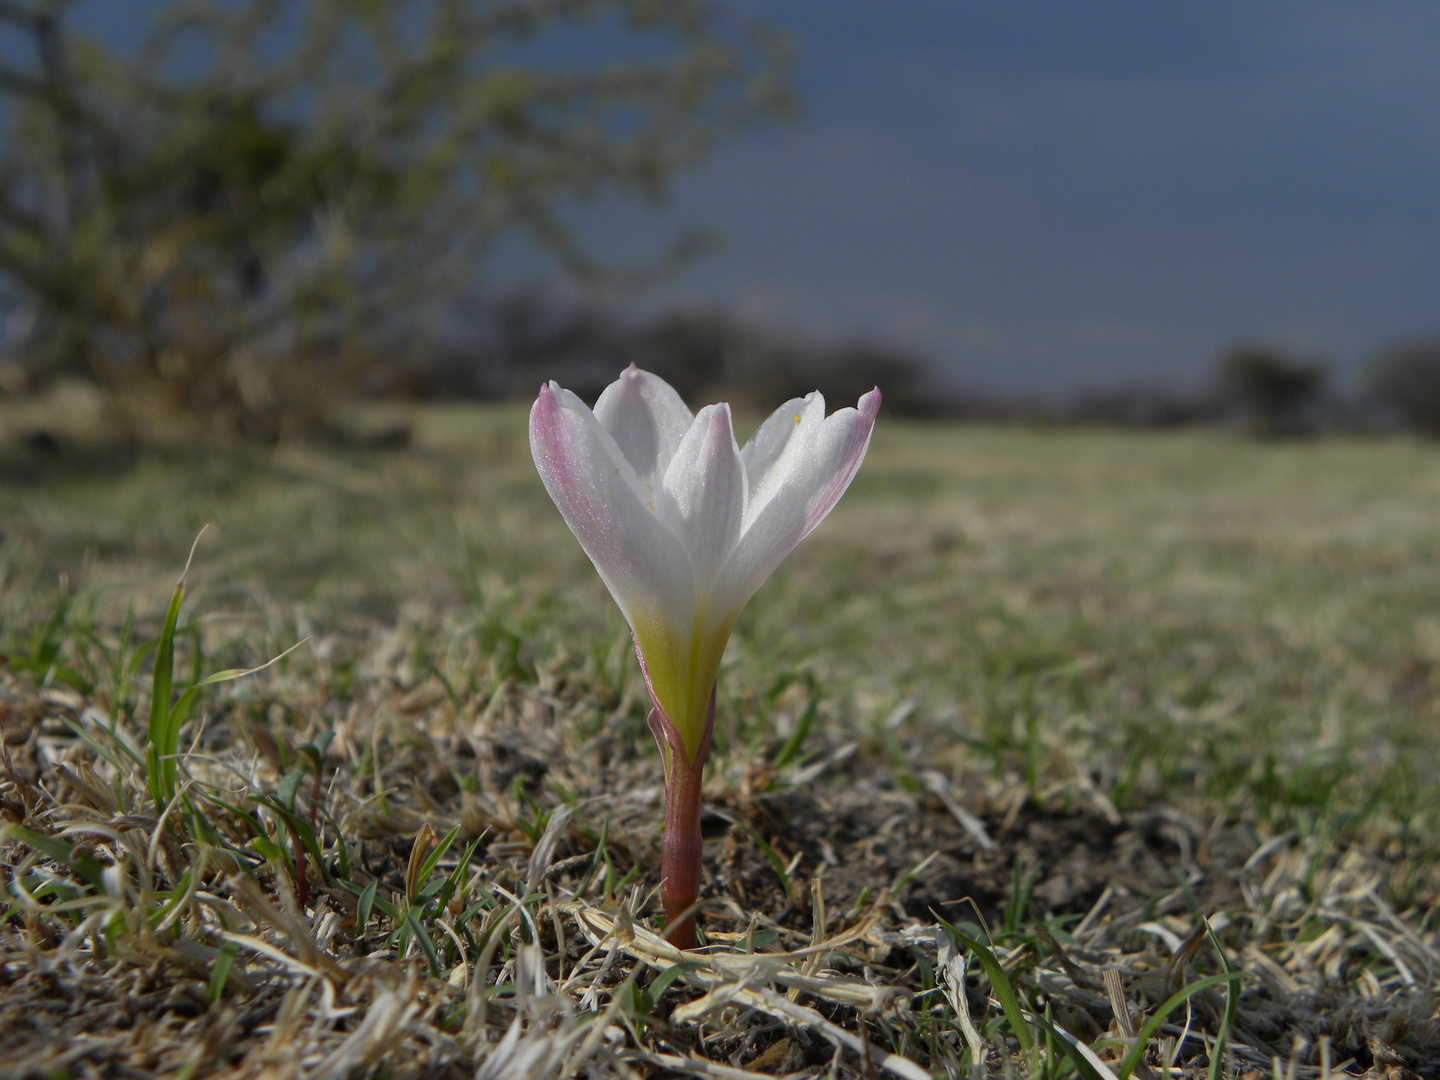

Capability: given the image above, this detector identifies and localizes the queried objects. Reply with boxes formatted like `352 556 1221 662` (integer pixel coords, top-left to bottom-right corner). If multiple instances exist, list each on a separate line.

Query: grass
3 403 1440 1077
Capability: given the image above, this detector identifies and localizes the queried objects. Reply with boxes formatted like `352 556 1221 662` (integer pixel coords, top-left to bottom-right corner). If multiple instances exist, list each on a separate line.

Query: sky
577 1 1440 399
49 2 1440 399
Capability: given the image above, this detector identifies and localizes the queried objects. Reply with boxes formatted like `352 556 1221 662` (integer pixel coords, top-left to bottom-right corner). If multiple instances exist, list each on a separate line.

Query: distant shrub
1212 344 1329 435
1363 339 1440 436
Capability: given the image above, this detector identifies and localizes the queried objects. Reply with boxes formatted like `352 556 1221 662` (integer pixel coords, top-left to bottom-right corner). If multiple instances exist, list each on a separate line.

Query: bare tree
0 0 787 439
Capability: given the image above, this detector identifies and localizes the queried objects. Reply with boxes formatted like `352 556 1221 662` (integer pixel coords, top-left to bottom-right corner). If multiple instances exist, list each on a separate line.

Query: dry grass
3 404 1440 1078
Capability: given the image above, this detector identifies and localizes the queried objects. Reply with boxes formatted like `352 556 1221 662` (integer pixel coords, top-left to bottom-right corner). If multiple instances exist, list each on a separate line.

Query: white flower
531 365 880 764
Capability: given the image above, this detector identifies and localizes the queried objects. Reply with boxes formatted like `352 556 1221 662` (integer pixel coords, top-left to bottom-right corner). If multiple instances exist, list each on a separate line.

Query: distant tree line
375 285 943 416
1064 338 1440 438
370 286 1440 438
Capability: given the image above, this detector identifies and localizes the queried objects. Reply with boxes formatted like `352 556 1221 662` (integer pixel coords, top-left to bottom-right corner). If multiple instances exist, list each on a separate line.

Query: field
3 401 1440 1079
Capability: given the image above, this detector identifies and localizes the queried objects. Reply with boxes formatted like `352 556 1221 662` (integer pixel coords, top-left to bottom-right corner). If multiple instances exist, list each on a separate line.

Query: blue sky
587 1 1440 397
57 1 1440 398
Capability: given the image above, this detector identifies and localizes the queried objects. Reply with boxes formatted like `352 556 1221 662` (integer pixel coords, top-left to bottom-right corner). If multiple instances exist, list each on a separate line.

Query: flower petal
796 387 882 538
740 391 827 528
532 374 879 766
592 364 693 486
661 403 747 595
716 387 881 610
529 382 693 635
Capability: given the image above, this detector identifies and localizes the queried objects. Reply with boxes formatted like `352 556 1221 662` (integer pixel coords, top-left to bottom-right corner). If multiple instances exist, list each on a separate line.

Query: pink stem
634 638 717 949
642 686 716 951
657 716 707 949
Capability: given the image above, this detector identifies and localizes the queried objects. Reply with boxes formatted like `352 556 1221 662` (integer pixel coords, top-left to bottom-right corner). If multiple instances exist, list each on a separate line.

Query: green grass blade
643 960 705 1013
357 879 378 931
343 878 401 922
433 834 485 916
773 698 817 769
194 791 269 842
403 907 442 977
208 941 239 1005
147 866 196 929
146 573 187 807
166 684 204 735
253 797 328 884
416 823 463 887
3 825 107 890
276 769 306 811
61 714 143 772
935 915 1035 1055
251 836 286 864
1205 919 1239 1080
1021 1003 1116 1080
1115 970 1243 1080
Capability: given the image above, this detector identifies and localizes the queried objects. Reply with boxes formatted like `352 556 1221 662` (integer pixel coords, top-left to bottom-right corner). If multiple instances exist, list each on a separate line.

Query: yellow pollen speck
793 414 801 422
648 501 655 512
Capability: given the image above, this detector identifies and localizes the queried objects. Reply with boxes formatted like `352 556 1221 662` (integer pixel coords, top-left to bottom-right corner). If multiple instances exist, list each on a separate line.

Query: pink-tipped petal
799 386 882 538
714 387 881 610
530 382 692 634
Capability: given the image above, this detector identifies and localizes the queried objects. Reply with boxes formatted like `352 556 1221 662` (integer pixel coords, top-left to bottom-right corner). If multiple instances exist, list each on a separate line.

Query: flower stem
645 686 716 951
659 737 706 949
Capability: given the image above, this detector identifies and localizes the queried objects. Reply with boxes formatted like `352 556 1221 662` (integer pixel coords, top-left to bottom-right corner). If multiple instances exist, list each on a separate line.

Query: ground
2 401 1439 1078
